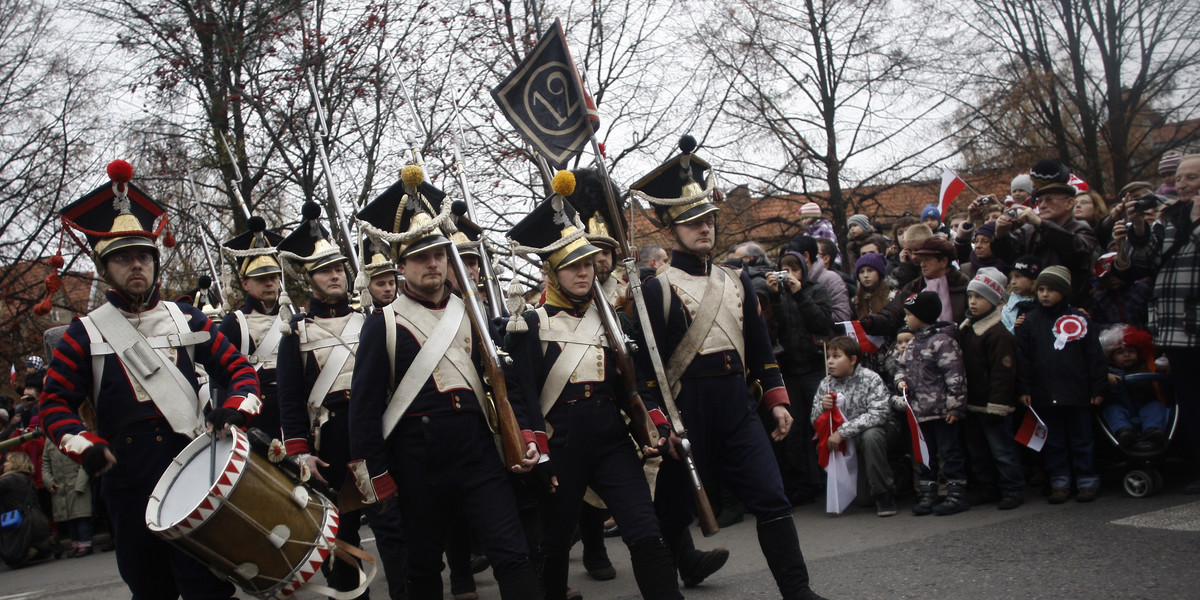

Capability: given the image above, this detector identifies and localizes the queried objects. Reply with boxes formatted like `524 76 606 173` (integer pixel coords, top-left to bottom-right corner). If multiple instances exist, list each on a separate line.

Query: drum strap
81 302 206 436
381 297 470 438
537 306 604 417
299 539 377 599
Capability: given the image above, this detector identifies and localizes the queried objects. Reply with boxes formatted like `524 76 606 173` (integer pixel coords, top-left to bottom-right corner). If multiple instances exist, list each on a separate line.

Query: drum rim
144 428 249 535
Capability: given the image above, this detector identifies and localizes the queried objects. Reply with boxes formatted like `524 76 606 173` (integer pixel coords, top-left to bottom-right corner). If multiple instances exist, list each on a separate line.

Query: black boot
628 538 684 600
756 516 827 600
663 522 728 588
911 481 938 516
405 574 442 600
579 505 615 580
933 481 970 516
535 552 568 600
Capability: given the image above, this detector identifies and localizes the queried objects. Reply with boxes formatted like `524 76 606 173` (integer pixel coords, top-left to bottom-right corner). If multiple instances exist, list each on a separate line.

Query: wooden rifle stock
623 257 719 537
447 242 526 470
593 282 658 452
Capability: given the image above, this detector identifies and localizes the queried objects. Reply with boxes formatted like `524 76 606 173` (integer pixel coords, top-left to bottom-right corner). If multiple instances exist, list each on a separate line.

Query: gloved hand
656 425 681 460
206 407 247 432
82 443 112 477
528 458 558 494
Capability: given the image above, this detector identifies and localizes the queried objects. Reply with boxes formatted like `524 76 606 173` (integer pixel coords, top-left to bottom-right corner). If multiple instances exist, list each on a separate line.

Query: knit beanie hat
1011 174 1033 193
798 202 822 218
975 221 997 240
855 253 887 278
847 214 872 233
1036 265 1072 297
968 267 1007 308
1159 151 1182 178
1010 254 1042 280
920 203 941 222
904 291 942 326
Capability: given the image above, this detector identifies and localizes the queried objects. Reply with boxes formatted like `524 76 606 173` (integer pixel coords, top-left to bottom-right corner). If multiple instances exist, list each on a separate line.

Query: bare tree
695 0 966 250
944 0 1200 192
0 0 105 367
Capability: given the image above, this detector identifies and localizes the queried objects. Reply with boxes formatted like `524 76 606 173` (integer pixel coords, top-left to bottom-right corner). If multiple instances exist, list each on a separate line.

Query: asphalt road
4 474 1200 599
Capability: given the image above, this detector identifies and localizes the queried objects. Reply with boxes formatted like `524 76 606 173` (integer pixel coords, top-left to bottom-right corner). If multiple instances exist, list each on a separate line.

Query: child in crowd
959 268 1025 510
811 337 899 517
845 214 874 269
880 328 914 396
895 291 968 516
797 202 836 242
1089 252 1152 332
853 254 894 319
1002 255 1041 333
921 204 951 237
1099 324 1168 451
1016 266 1107 504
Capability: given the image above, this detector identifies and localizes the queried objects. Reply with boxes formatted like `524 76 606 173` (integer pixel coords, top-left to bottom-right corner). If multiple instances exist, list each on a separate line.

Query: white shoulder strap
234 311 250 354
306 313 364 416
537 307 603 416
381 298 467 438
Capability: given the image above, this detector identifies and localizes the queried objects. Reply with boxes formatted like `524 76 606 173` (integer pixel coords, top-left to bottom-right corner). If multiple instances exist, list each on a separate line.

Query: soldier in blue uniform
349 166 544 600
218 215 285 439
38 160 261 599
505 173 682 600
363 238 399 311
629 138 828 600
275 201 406 599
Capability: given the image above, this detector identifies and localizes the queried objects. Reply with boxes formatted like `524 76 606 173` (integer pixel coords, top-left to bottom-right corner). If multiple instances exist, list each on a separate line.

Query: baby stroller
1094 372 1178 497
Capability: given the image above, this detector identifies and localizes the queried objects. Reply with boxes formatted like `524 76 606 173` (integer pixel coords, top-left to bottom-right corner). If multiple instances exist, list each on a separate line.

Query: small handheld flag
1015 407 1048 452
937 168 967 220
903 390 931 468
836 321 884 354
9 364 15 385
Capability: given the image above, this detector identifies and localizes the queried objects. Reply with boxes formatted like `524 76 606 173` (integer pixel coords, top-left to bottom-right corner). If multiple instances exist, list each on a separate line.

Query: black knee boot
628 538 684 600
661 522 728 588
405 574 442 600
756 516 826 600
535 551 569 600
495 558 545 600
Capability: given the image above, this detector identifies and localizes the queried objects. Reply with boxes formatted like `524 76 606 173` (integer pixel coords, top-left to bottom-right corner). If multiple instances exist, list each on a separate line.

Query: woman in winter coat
42 442 94 557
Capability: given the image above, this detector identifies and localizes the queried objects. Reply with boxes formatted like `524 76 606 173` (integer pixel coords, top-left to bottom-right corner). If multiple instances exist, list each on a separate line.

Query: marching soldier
505 173 682 600
630 137 827 600
38 160 261 599
363 238 400 310
275 201 406 599
349 166 545 600
219 215 285 439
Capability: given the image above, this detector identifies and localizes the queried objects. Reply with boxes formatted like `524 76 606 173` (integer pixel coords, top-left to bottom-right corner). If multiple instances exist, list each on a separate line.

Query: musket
580 113 719 535
305 69 363 276
217 131 254 222
0 429 41 453
447 92 508 319
185 171 226 311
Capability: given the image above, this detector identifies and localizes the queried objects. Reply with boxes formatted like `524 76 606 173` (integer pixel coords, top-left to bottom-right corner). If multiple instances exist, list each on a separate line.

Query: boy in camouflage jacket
810 336 900 516
895 291 969 516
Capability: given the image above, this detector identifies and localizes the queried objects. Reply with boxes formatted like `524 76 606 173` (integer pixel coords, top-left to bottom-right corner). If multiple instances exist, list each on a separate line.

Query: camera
1130 192 1161 212
976 195 995 206
1003 208 1020 219
773 271 789 284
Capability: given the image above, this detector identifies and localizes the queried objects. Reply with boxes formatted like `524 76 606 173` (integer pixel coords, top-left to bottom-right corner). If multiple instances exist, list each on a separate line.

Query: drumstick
209 430 217 484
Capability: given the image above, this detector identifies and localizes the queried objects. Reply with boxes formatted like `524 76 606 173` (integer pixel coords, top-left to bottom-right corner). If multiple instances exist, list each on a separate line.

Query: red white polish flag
1015 407 1048 452
938 168 967 220
903 391 930 468
836 321 884 354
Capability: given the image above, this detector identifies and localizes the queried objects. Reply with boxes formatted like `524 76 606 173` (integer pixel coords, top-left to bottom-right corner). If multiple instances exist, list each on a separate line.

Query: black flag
491 19 592 170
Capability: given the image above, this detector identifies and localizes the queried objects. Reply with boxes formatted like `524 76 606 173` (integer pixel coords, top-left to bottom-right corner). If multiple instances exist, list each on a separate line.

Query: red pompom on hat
106 159 133 184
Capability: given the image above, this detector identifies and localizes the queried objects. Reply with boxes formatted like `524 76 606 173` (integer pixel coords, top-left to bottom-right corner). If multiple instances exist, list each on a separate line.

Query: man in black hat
571 168 628 306
630 138 827 599
350 166 544 600
992 159 1099 306
38 160 261 599
363 238 400 311
276 201 387 597
505 176 682 600
219 215 286 439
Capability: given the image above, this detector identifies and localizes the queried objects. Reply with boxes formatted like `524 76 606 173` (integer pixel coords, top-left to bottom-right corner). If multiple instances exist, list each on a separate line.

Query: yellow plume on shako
552 170 576 197
401 164 425 189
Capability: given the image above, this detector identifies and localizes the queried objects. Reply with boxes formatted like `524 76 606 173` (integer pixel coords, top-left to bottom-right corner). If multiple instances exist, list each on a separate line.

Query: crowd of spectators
716 152 1199 517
